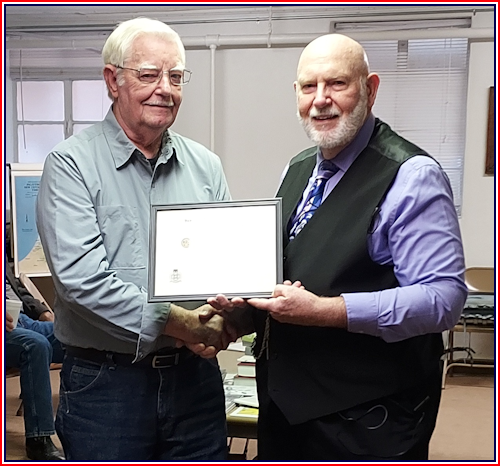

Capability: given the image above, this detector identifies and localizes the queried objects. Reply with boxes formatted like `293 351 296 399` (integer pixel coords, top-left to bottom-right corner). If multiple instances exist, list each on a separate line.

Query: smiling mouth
312 114 338 121
145 102 174 108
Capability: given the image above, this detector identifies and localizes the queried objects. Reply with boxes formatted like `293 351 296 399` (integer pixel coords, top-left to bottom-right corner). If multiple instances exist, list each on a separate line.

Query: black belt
65 345 194 369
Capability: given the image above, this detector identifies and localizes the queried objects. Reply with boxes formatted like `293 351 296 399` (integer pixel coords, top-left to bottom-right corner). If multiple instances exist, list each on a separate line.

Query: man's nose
156 73 172 94
313 84 331 108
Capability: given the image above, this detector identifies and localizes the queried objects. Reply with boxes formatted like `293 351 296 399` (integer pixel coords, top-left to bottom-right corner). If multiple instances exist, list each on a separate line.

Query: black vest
254 119 443 425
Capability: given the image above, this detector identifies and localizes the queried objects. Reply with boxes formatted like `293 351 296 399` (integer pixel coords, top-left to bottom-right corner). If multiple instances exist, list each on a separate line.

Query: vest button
270 353 278 360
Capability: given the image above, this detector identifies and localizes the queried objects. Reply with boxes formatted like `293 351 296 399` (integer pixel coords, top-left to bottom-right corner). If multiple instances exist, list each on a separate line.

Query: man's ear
103 65 119 100
366 73 380 110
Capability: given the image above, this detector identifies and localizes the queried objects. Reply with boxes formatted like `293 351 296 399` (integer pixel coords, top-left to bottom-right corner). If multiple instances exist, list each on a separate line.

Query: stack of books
236 355 256 378
241 332 256 356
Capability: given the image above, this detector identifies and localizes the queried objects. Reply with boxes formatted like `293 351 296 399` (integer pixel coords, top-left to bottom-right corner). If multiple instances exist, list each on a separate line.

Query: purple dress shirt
281 113 467 343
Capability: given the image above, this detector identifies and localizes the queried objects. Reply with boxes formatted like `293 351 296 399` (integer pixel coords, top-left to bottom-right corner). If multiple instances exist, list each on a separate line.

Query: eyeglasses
115 66 192 86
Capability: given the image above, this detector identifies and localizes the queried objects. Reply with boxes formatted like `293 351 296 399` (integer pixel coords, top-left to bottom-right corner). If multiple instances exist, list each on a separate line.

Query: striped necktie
289 159 339 240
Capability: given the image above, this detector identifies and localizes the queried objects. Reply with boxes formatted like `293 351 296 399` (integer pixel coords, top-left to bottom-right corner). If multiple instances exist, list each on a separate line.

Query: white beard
298 89 368 150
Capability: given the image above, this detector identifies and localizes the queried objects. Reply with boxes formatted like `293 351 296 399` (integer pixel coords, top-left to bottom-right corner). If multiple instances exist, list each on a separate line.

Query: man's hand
39 311 54 322
181 281 306 358
6 312 15 332
164 304 238 355
188 282 306 357
248 282 347 328
207 295 247 313
194 304 238 348
182 342 220 359
180 300 257 359
248 283 318 324
206 281 303 316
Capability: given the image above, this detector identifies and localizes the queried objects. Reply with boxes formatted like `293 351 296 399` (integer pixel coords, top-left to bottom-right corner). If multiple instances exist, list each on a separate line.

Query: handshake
164 296 253 359
164 280 308 358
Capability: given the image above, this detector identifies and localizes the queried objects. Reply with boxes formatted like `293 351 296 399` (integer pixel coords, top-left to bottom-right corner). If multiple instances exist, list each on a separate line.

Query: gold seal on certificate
149 199 283 302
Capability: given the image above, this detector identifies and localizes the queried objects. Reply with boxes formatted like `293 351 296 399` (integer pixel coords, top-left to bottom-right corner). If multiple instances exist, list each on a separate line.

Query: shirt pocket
96 205 144 270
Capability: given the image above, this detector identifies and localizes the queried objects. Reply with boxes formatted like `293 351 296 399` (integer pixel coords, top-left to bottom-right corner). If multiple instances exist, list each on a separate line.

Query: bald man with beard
204 34 467 461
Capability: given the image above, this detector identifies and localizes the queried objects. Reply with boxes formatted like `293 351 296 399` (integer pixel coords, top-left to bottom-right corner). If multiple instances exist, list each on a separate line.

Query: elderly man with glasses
36 17 234 462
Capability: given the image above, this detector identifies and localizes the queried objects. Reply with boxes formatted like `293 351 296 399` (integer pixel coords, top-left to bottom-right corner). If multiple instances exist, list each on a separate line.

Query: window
365 38 469 213
15 79 111 163
16 81 64 164
72 80 112 134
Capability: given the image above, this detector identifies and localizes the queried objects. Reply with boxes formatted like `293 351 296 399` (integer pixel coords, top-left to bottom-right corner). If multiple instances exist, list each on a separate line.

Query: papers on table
233 395 259 408
227 341 245 352
224 373 258 413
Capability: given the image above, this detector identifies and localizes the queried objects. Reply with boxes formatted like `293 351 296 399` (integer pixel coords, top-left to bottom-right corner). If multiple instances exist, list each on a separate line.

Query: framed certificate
149 199 282 302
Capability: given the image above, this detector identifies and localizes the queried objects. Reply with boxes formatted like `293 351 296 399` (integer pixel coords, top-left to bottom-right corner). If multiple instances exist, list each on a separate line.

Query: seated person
5 265 65 461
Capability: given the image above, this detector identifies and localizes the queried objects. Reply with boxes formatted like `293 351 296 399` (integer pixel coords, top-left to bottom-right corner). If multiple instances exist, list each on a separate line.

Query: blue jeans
56 352 227 461
5 313 63 438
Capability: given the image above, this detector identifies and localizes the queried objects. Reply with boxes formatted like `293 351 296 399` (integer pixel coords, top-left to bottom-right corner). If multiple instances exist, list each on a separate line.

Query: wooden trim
19 273 53 311
485 86 494 175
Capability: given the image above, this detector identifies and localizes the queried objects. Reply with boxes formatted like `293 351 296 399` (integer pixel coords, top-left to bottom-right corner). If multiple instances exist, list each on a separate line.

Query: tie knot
318 159 338 178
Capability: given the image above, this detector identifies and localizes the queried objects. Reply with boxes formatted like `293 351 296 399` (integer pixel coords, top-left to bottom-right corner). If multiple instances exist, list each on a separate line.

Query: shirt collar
102 107 180 169
316 112 376 173
160 130 185 166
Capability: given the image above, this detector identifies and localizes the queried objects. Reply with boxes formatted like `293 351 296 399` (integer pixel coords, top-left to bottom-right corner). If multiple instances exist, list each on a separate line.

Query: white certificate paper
149 199 282 302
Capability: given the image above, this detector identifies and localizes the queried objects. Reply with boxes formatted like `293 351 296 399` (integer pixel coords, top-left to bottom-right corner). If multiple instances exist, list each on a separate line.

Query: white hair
102 17 185 68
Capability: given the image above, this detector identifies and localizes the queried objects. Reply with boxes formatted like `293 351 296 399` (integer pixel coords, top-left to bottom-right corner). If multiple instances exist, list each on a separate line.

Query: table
226 406 258 439
442 293 495 387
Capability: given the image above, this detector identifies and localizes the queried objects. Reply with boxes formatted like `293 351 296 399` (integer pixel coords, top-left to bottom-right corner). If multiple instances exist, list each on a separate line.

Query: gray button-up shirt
36 108 231 360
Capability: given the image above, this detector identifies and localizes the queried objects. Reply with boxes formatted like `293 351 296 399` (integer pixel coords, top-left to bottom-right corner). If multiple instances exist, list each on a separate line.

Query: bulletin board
8 163 50 277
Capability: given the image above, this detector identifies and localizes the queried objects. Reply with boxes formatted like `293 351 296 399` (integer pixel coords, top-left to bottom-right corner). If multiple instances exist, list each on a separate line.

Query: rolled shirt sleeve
343 156 468 342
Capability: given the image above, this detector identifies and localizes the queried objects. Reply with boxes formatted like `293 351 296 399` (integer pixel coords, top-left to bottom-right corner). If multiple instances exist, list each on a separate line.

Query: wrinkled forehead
127 34 184 65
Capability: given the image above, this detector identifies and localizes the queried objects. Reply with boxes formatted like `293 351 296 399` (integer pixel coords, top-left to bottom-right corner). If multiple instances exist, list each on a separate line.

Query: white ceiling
5 4 493 33
5 3 494 61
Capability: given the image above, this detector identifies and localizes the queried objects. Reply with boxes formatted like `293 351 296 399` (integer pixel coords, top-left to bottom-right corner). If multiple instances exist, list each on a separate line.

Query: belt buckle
152 353 179 369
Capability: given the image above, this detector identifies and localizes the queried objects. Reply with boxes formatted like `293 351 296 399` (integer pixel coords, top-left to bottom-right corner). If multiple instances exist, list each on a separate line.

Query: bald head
294 34 379 159
298 34 369 81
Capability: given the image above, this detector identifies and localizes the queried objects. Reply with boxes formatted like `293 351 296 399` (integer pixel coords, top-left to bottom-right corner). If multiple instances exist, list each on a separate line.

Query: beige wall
460 13 495 268
452 12 495 360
